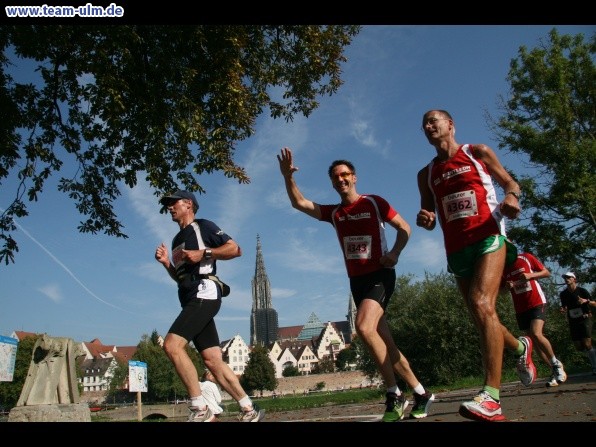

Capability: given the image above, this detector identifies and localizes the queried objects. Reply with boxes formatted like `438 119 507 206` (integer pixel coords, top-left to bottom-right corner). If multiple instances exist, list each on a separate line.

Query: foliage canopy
0 25 361 264
240 344 277 394
490 28 596 280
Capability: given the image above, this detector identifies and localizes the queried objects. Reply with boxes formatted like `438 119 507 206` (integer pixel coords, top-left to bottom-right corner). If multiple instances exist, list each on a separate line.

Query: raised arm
277 147 321 220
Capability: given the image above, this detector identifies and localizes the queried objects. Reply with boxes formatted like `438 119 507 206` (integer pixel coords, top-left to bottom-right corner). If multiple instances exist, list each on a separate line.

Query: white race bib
513 280 532 294
442 190 478 222
343 235 372 260
172 242 185 268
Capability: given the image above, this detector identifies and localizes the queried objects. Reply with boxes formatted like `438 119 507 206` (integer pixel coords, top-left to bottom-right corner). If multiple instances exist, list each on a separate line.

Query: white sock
551 356 559 366
386 385 399 395
190 396 206 409
238 396 252 410
413 383 426 395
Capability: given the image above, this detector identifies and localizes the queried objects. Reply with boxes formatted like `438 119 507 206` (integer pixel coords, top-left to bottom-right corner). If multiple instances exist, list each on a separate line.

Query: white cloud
37 283 63 303
271 288 297 299
129 179 172 245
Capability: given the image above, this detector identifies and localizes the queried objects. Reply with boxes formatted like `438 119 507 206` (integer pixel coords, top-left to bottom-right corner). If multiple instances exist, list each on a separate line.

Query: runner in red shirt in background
502 251 567 387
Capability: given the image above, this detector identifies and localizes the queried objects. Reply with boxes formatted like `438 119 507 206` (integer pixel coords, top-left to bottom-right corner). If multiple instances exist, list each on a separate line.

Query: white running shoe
188 406 215 422
238 404 265 422
552 361 567 383
546 376 559 387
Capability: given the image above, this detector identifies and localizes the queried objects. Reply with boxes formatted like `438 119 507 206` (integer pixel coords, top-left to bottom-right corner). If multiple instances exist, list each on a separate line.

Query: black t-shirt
559 286 593 320
171 219 232 304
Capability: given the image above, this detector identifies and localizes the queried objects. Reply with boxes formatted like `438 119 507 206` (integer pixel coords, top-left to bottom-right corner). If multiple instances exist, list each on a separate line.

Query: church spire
250 234 279 346
252 234 273 309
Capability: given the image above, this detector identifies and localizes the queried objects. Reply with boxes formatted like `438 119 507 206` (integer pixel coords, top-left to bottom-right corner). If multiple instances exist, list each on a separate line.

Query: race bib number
442 190 478 222
343 235 372 260
172 242 185 268
569 307 583 318
513 280 532 294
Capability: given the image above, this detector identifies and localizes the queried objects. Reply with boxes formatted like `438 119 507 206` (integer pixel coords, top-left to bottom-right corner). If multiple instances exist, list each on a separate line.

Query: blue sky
1 25 593 347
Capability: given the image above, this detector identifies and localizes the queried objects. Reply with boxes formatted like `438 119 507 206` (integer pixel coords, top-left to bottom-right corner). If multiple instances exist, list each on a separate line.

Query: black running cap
160 190 199 210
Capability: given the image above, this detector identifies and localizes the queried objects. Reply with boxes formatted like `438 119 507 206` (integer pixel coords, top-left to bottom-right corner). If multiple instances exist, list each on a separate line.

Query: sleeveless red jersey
424 144 506 255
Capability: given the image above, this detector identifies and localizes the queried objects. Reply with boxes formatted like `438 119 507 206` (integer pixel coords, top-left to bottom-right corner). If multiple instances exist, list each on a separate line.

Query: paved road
89 372 595 423
238 372 595 423
4 373 593 441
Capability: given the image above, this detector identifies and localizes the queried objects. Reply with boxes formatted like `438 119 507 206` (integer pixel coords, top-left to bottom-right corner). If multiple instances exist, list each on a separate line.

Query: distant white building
314 321 346 361
272 344 298 377
268 340 320 378
221 334 251 375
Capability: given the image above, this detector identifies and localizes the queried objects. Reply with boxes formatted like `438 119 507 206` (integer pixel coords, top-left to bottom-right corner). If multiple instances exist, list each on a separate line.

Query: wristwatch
204 249 213 260
507 191 520 200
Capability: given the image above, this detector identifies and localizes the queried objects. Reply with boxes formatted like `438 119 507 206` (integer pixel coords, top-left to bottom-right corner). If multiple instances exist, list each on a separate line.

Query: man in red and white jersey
502 251 567 387
278 147 434 422
416 109 535 422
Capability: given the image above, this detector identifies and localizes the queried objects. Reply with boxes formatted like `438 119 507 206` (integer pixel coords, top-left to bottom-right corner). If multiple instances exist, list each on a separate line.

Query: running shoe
187 406 215 422
409 391 435 419
458 391 506 422
545 375 559 387
516 336 536 386
552 361 567 383
382 392 408 422
238 403 265 422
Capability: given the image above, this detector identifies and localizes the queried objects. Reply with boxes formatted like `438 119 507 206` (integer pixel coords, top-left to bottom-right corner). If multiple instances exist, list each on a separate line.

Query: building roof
113 346 137 364
331 320 353 344
297 313 324 340
276 339 313 352
277 325 302 340
84 339 116 358
77 356 115 378
12 330 40 341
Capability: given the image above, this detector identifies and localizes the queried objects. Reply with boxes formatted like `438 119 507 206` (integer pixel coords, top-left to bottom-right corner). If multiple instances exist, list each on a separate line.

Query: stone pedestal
8 403 91 422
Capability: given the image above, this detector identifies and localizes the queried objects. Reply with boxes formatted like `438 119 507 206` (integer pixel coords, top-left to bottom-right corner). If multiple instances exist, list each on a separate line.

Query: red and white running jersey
425 144 506 255
319 194 398 278
503 252 548 314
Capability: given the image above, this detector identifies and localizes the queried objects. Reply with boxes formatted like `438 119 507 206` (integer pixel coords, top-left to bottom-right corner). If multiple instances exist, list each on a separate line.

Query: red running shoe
459 391 506 422
516 336 536 386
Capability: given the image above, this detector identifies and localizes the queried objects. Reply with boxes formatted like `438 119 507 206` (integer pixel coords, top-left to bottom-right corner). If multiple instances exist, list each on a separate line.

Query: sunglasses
331 172 353 181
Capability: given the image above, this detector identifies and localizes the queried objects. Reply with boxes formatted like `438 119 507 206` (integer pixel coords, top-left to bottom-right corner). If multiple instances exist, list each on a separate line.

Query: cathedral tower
250 235 279 346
